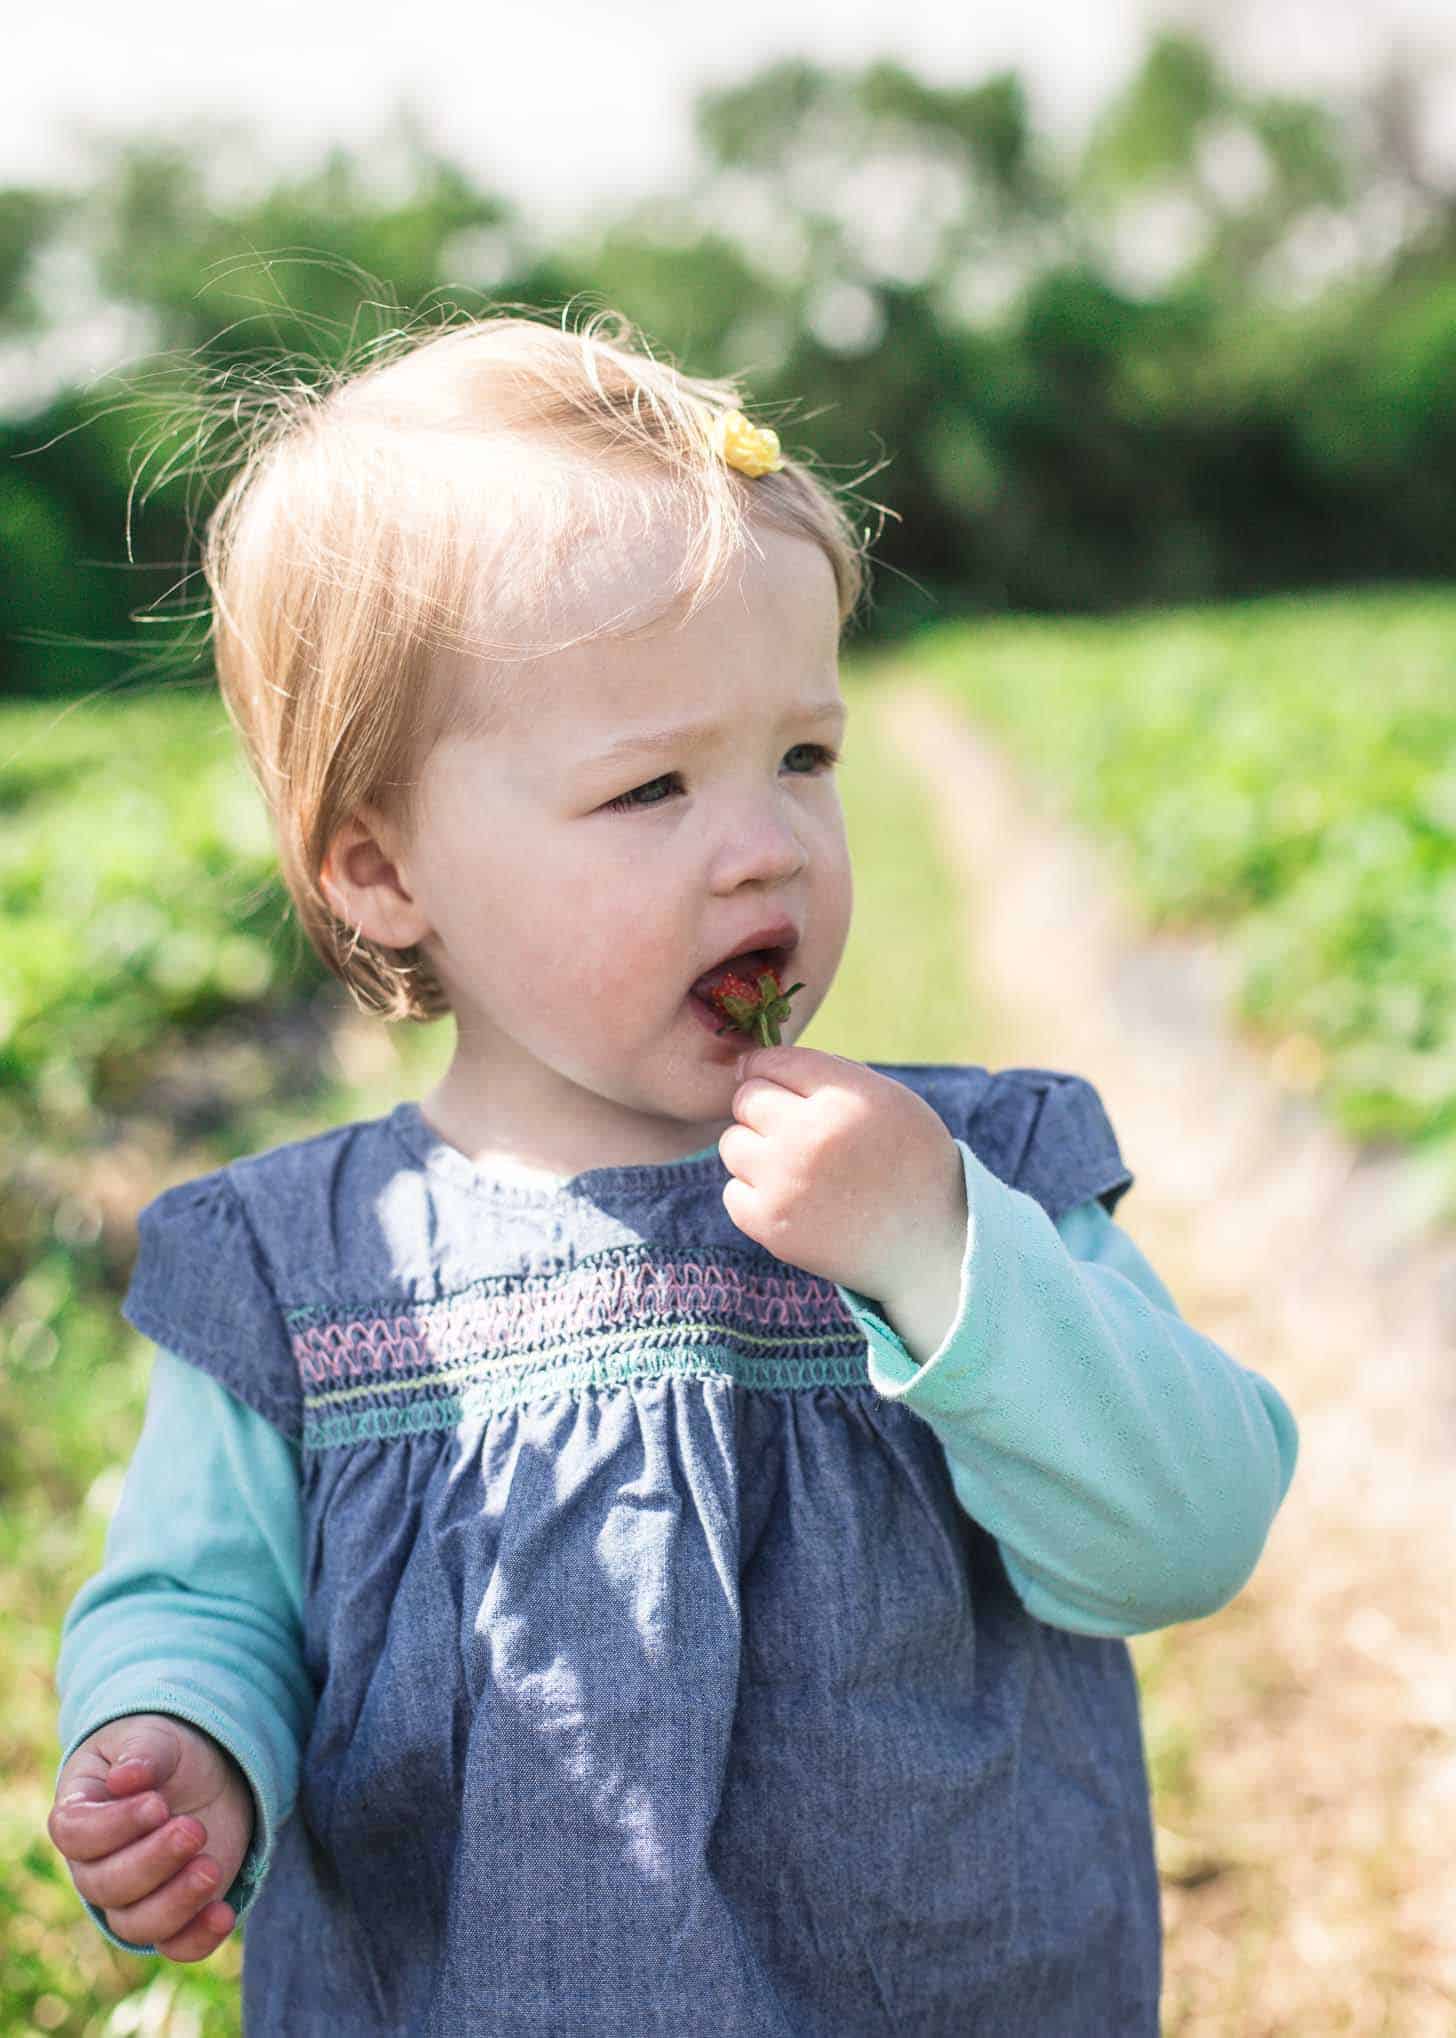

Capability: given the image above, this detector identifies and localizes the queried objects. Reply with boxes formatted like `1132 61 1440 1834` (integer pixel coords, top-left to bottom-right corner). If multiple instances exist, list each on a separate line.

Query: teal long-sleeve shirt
56 1135 1298 1956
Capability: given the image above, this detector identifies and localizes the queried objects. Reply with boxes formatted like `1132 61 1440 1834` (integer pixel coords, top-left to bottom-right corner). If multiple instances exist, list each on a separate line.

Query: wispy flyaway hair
200 302 880 1023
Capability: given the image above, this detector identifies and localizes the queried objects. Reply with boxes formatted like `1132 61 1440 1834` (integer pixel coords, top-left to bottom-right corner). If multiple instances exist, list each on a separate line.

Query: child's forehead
557 517 696 622
420 506 842 796
448 520 833 710
442 510 696 675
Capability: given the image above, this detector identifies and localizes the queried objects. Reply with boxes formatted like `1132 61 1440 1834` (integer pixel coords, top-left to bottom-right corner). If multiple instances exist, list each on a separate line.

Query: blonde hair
200 302 882 1023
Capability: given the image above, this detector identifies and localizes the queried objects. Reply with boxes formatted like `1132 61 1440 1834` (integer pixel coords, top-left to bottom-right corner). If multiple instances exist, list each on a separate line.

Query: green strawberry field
908 585 1455 1190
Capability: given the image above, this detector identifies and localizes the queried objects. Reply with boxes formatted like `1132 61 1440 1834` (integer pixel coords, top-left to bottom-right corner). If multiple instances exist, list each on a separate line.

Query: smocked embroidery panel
288 1245 874 1450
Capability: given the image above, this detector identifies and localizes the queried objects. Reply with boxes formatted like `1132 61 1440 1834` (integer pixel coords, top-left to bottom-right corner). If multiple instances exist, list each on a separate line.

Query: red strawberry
703 962 805 1047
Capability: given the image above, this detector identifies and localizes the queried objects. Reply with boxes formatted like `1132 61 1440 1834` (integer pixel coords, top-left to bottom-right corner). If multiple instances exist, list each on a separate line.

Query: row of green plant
902 584 1455 1216
1 691 299 1125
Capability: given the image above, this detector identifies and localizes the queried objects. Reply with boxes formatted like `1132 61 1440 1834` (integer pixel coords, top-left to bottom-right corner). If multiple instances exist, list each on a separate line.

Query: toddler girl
50 307 1298 2035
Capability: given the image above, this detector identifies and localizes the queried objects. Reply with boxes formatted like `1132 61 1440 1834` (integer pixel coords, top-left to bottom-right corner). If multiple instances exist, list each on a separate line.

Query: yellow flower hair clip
710 409 785 478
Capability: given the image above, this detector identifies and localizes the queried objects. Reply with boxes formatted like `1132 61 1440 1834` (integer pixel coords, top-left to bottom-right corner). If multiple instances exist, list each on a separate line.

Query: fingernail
58 1791 88 1807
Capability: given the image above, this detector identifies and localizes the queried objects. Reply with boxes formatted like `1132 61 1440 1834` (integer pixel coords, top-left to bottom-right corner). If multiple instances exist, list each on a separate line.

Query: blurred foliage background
4 19 1456 2036
6 24 1456 689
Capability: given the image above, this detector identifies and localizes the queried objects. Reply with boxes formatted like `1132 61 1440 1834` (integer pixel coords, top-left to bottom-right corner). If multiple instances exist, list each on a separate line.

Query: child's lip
689 932 798 996
696 922 799 971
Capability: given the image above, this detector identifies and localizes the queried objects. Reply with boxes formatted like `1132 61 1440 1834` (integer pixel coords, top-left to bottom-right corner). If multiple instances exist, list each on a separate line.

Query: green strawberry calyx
706 966 806 1047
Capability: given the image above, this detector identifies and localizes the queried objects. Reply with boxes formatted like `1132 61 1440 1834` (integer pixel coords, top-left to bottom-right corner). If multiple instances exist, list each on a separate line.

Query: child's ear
320 812 430 950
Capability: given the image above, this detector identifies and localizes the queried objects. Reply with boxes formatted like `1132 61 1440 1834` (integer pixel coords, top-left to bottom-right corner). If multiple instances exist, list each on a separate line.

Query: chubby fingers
91 1717 186 1797
67 1808 210 1912
103 1751 161 1796
725 1074 795 1155
735 1046 794 1090
735 1044 863 1093
96 1846 231 1951
722 1075 814 1192
731 1052 827 1142
155 1899 238 1962
49 1784 171 1865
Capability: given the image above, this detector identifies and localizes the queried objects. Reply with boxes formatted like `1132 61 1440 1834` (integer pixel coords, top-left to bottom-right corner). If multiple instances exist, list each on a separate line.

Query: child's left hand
720 1046 968 1306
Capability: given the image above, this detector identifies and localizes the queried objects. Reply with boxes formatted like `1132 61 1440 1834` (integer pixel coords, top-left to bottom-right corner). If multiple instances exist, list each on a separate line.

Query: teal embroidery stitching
288 1245 875 1450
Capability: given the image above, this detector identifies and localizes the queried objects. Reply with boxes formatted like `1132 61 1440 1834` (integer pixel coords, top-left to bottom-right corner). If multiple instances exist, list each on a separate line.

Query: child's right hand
48 1712 254 1961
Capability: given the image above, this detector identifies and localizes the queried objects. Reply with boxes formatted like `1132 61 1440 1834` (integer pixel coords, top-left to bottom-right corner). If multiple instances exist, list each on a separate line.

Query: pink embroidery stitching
292 1254 855 1393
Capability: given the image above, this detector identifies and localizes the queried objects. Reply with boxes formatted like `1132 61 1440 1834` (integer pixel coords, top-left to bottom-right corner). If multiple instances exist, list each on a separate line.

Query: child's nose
711 804 809 883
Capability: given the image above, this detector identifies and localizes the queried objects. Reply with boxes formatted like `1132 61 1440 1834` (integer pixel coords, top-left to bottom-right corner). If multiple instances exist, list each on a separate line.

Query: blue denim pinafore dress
121 1062 1161 2035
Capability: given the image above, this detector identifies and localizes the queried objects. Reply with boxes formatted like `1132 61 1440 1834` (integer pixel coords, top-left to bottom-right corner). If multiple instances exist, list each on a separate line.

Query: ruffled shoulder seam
120 1165 301 1443
978 1065 1135 1221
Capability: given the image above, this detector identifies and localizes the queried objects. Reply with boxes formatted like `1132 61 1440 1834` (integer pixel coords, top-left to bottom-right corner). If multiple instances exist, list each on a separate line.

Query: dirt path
878 679 1456 2036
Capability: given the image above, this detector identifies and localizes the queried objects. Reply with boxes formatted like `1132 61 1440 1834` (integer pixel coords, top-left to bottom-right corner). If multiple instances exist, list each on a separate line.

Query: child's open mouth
686 945 804 1046
690 945 787 998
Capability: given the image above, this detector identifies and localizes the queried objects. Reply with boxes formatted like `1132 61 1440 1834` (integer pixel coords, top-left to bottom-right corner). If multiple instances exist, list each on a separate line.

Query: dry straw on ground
882 681 1456 2037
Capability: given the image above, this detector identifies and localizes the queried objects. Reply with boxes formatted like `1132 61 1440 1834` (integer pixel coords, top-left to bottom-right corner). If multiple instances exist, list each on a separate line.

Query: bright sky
8 0 1456 232
3 0 1453 421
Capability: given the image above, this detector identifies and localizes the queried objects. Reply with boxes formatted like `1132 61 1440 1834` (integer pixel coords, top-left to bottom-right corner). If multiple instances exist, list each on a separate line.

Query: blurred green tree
3 27 1456 701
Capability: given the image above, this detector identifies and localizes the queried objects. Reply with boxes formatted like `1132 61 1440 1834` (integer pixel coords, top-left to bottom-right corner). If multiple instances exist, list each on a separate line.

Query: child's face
330 523 853 1167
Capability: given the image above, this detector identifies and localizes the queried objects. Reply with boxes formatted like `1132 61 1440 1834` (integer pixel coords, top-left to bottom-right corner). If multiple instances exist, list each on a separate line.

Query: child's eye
604 743 841 814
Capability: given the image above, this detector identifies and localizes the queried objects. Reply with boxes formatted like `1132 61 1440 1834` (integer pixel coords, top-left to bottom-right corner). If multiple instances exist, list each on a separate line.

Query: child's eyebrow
580 699 847 770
